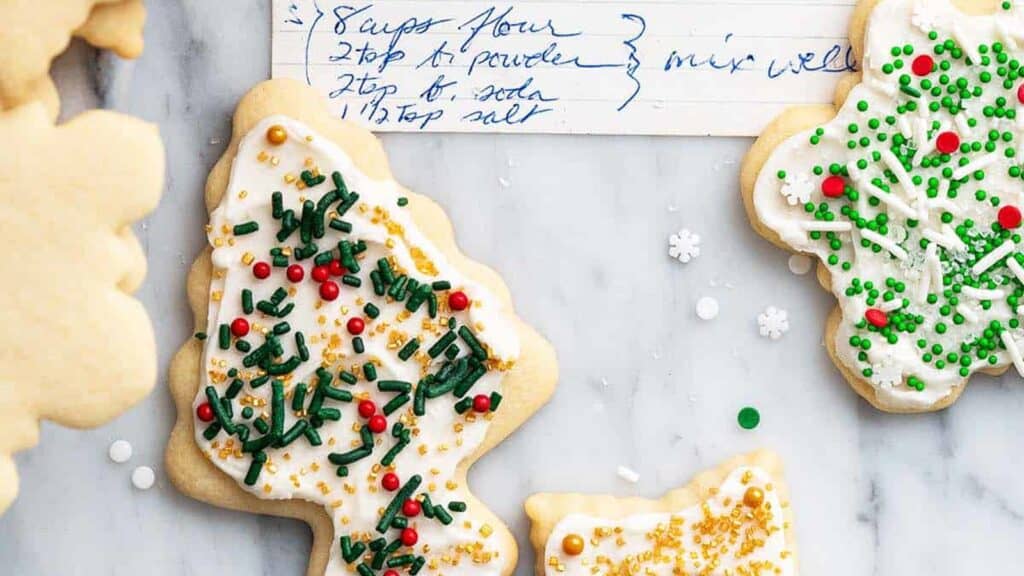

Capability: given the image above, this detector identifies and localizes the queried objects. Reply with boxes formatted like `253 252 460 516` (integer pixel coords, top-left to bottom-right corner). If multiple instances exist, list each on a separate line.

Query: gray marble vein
3 1 1024 574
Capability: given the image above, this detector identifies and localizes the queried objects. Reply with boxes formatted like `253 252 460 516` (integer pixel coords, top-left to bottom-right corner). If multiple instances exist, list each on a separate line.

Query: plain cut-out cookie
0 102 164 514
525 451 797 575
165 78 558 576
740 0 1024 413
0 0 146 119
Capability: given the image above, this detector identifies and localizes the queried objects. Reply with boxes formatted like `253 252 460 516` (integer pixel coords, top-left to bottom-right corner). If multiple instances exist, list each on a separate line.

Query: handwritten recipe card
272 0 858 136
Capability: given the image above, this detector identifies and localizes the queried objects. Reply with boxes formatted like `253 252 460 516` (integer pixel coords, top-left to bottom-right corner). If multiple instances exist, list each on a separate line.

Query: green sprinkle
292 383 308 411
233 221 259 235
397 197 409 206
398 338 420 361
218 324 231 350
737 406 761 430
243 451 267 486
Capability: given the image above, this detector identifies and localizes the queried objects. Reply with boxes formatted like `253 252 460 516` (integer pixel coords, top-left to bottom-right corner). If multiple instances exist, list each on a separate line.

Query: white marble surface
3 2 1024 575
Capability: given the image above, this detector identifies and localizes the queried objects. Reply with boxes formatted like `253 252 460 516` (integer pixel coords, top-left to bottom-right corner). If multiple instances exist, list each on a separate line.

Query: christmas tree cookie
742 0 1024 412
0 102 164 513
0 0 146 119
165 79 558 576
526 451 797 576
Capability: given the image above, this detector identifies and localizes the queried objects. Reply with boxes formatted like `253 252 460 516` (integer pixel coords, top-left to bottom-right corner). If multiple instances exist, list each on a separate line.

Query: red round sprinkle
311 265 330 283
865 308 888 328
328 259 345 276
252 261 271 279
400 527 418 547
935 131 960 154
472 394 491 413
448 291 470 311
230 317 250 337
402 499 422 517
357 400 376 418
821 175 845 198
347 317 365 335
1018 83 1024 104
381 472 400 491
383 571 399 576
911 54 934 76
319 280 340 301
196 402 215 423
286 264 305 283
999 205 1022 229
368 414 387 434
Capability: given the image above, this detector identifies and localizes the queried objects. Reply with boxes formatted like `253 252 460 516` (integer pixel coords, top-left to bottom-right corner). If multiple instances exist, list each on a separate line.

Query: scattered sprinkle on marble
695 296 720 320
666 204 679 213
108 440 132 464
757 306 789 340
737 407 761 430
498 176 510 188
616 465 640 484
600 377 609 387
131 466 155 490
668 229 701 263
788 254 813 275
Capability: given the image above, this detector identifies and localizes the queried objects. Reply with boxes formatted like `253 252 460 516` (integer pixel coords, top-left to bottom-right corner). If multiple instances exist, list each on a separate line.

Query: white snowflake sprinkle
871 359 903 389
669 229 701 263
757 306 790 340
779 172 813 206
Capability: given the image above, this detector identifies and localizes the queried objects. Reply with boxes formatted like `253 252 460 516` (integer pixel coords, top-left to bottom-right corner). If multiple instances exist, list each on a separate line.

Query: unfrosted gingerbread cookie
165 79 558 576
0 102 164 513
741 0 1024 412
526 451 797 576
0 0 146 119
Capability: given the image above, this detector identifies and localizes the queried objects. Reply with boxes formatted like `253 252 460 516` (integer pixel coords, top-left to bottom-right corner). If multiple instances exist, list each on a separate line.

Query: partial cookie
526 451 797 575
0 102 164 513
740 0 1024 413
0 0 146 119
165 78 559 576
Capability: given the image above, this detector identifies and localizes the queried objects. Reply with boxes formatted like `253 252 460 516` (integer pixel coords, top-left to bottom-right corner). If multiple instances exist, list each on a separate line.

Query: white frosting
753 0 1024 409
543 467 794 575
194 116 519 575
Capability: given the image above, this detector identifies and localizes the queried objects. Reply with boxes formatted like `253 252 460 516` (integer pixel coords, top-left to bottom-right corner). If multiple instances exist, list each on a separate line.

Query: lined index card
272 0 858 136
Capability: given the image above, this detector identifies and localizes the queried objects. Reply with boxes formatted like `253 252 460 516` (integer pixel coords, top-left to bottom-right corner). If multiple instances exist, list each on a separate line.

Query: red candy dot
328 259 346 276
286 264 305 283
311 265 330 283
448 291 470 311
472 394 491 413
400 528 418 547
230 317 250 337
358 400 376 418
402 499 422 517
320 280 340 301
821 175 846 198
196 402 215 422
382 472 400 491
935 131 960 154
911 54 934 76
384 571 399 576
347 317 365 335
999 205 1022 229
1018 83 1024 104
252 261 271 279
368 414 387 434
865 308 888 328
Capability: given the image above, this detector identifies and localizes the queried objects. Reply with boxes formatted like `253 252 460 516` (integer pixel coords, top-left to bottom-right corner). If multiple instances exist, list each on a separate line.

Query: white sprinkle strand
1006 256 1024 285
922 228 965 252
952 152 999 180
971 242 1015 275
956 303 979 323
863 182 916 218
108 440 133 464
1002 331 1024 377
616 465 640 484
860 229 908 260
880 149 920 199
952 24 982 66
960 285 1006 300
